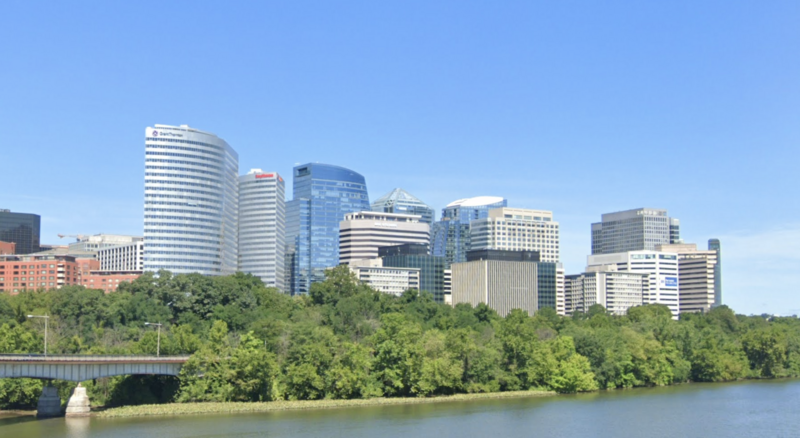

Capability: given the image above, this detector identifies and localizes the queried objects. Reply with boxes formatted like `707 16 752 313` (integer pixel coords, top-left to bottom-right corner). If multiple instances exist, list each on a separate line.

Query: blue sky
1 1 798 315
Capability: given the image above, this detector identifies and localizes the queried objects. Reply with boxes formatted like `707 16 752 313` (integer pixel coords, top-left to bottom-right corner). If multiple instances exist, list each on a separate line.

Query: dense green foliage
2 266 800 409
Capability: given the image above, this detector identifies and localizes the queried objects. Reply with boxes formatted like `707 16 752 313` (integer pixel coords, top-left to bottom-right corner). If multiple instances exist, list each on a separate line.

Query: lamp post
144 322 163 357
27 314 50 356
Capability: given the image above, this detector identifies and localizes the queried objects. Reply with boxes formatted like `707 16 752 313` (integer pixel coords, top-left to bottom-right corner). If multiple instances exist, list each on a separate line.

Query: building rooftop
445 196 505 208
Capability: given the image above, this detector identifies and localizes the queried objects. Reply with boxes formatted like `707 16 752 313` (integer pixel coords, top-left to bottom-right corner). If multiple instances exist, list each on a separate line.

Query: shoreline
97 390 556 418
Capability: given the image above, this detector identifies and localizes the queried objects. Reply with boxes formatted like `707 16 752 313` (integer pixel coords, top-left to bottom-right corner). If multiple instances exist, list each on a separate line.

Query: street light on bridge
27 314 49 356
144 322 163 357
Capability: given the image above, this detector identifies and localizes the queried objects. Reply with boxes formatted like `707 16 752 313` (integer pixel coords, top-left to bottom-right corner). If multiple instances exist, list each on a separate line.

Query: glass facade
382 253 449 303
537 262 558 310
709 238 722 307
0 210 40 254
286 163 370 295
431 197 507 265
591 208 680 255
143 124 239 275
371 188 435 226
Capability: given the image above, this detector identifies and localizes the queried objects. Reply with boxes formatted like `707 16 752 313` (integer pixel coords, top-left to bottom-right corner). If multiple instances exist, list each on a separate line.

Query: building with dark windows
339 211 429 265
285 163 370 295
591 208 681 255
143 124 239 276
708 238 722 307
0 210 41 254
371 188 435 227
431 196 506 266
380 243 449 303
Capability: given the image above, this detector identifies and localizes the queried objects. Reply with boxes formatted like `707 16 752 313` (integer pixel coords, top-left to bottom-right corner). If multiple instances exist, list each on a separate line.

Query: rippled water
2 379 799 438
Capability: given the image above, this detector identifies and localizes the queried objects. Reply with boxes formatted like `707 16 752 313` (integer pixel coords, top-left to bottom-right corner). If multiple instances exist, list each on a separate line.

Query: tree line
1 266 799 409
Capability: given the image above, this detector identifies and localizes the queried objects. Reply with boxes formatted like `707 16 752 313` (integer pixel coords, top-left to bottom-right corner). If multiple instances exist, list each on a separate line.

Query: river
2 379 799 438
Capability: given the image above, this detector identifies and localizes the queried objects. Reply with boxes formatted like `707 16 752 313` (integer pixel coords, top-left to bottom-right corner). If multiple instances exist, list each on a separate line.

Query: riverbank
98 390 556 418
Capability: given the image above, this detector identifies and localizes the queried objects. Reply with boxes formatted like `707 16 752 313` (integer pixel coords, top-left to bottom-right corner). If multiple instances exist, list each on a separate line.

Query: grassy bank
98 390 555 418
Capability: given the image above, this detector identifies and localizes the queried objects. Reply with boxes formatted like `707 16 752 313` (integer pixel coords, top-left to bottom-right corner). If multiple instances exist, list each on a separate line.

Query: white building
339 211 430 265
68 234 143 253
350 261 421 297
591 208 681 255
565 265 647 316
97 241 144 272
587 250 680 318
238 169 286 290
470 207 560 263
144 124 239 275
657 243 719 314
451 258 539 317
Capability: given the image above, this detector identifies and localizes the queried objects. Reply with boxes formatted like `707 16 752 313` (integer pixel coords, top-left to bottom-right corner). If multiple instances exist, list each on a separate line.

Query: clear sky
1 1 798 315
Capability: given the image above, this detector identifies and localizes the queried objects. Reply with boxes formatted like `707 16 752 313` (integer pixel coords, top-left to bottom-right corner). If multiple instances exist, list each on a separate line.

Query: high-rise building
587 250 680 318
470 207 561 263
431 196 506 265
451 249 558 317
371 188 435 226
380 243 449 303
143 124 239 275
339 211 429 265
591 208 681 255
565 265 647 316
285 163 370 295
708 239 722 307
238 169 286 290
0 209 40 254
657 243 720 314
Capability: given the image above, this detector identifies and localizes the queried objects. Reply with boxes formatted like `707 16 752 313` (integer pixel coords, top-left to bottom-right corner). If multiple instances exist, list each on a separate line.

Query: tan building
657 243 718 314
339 211 430 265
350 261 421 297
469 207 560 263
451 258 539 317
565 265 647 316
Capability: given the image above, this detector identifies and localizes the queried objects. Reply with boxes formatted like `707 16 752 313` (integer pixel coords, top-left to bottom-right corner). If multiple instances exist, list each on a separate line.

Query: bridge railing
0 354 191 362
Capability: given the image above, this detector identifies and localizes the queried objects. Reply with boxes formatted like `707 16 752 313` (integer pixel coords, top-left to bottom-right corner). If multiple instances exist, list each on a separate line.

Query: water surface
2 379 799 438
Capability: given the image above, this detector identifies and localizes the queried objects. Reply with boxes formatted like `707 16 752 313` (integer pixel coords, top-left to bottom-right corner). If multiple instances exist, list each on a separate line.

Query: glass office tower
708 238 722 307
0 209 40 254
371 188 435 226
143 124 239 275
431 196 506 265
286 163 370 295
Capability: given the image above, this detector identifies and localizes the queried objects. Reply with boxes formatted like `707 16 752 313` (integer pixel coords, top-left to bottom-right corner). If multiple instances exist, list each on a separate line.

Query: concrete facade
238 169 286 290
451 259 539 317
97 241 144 272
470 207 561 263
339 211 429 265
565 265 647 316
591 208 681 255
350 264 421 297
657 243 719 314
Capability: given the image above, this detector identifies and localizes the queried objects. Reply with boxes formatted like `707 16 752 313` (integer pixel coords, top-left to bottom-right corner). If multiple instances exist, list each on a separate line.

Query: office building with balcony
143 124 239 276
238 169 286 290
0 254 83 293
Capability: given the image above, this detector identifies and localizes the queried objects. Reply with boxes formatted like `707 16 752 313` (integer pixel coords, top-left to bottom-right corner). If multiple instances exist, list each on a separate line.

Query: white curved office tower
144 124 238 275
238 169 286 290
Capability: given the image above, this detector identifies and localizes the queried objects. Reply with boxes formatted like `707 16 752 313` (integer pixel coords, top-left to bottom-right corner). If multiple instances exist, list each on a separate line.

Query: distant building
0 209 41 254
708 238 722 307
587 250 680 318
591 208 681 255
286 163 370 295
470 207 561 262
451 249 559 317
371 188 435 226
97 241 144 272
657 243 720 314
565 265 647 316
349 259 421 297
431 196 506 265
238 169 286 290
380 243 449 303
144 124 239 276
0 254 83 293
339 211 429 265
0 241 15 255
67 234 143 253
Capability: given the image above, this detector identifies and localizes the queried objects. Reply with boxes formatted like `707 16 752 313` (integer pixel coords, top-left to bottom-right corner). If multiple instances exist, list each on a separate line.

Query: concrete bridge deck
0 354 191 381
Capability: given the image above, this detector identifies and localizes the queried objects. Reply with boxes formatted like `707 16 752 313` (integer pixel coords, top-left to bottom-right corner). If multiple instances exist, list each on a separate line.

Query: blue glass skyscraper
431 196 506 265
286 163 370 295
371 188 435 226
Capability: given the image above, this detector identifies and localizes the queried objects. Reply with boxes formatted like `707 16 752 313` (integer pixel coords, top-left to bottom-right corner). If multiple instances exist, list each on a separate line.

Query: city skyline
3 2 799 315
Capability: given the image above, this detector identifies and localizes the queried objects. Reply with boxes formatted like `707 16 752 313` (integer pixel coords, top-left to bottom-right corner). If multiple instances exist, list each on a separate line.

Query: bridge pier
66 383 90 417
36 382 62 418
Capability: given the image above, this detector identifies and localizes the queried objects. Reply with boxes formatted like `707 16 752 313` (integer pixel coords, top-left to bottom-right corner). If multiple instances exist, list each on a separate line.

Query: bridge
0 354 191 417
